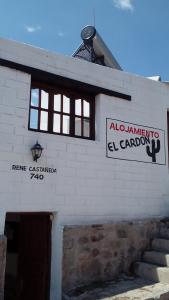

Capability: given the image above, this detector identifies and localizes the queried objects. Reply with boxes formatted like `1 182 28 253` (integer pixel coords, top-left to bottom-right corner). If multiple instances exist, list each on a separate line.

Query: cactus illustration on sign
146 139 160 163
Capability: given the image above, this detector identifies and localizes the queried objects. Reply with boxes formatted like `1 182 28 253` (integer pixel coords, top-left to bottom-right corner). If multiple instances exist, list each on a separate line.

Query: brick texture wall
0 39 169 300
0 43 168 225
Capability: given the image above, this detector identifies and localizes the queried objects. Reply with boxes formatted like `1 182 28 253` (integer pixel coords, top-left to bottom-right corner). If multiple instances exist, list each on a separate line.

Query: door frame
5 212 52 300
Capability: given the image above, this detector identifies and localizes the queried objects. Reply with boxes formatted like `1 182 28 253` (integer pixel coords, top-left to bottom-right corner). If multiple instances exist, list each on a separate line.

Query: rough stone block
62 219 163 293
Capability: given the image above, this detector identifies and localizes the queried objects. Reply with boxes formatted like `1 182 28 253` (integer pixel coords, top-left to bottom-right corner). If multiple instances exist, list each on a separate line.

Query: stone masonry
0 235 6 300
62 219 166 295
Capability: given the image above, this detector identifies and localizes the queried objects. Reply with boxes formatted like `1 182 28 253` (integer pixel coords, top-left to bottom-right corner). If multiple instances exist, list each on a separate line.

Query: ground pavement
63 276 169 300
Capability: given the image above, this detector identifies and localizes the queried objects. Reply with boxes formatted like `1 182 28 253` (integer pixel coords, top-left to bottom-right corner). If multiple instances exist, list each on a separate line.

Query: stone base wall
62 219 166 293
0 235 6 300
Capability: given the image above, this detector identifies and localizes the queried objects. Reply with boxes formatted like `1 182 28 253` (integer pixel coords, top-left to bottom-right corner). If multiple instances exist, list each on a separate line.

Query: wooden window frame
28 82 95 140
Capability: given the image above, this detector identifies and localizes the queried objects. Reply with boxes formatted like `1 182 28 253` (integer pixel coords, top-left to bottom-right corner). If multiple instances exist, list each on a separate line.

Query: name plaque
12 164 57 180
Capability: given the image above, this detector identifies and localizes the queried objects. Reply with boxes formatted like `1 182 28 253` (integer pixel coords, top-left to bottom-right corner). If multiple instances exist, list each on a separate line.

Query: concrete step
160 227 169 239
152 238 169 252
143 251 169 267
135 261 169 283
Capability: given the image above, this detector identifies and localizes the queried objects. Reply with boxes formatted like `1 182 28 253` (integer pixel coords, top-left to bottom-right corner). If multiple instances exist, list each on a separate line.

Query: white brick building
0 27 169 300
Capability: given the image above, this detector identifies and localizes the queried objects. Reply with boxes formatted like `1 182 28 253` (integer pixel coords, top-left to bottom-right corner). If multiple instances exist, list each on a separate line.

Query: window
29 83 95 140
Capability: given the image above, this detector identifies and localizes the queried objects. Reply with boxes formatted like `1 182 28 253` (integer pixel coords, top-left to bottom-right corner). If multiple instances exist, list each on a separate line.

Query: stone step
143 251 169 266
160 227 169 239
110 281 169 300
152 238 169 252
135 262 169 283
110 283 169 300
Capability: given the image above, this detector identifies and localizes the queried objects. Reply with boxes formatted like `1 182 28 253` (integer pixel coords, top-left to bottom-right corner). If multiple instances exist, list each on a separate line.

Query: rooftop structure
73 25 122 70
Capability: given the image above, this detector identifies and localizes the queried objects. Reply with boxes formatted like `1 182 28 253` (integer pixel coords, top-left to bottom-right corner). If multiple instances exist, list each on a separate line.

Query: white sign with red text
106 118 166 165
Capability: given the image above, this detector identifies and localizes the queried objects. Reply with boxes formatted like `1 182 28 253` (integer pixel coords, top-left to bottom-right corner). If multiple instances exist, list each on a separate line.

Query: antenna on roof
92 8 96 27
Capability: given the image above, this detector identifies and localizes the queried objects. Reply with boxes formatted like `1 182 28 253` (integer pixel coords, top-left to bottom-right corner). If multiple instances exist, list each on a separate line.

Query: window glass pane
41 90 48 109
30 109 38 129
75 117 81 136
83 100 90 117
31 89 39 107
83 119 90 137
63 115 70 134
53 114 61 133
54 94 61 111
63 96 70 113
40 111 48 131
75 99 81 116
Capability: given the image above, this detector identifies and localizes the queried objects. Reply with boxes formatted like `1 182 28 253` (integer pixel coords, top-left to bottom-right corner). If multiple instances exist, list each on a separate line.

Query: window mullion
38 89 41 130
48 92 54 133
81 100 84 137
90 99 95 140
60 95 63 134
70 98 75 136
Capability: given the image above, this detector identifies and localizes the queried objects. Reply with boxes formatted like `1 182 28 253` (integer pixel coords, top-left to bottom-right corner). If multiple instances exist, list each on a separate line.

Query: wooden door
17 214 51 300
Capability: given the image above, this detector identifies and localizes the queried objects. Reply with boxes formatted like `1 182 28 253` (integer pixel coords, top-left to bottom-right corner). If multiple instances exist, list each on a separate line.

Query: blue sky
0 0 169 80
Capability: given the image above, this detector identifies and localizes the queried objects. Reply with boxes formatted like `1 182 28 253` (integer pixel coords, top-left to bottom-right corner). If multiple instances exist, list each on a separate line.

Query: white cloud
113 0 134 11
57 31 64 37
25 25 41 33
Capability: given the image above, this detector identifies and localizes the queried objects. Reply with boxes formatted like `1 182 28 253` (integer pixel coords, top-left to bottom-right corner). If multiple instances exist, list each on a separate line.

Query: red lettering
133 128 141 135
120 125 125 131
141 130 145 136
145 130 150 137
109 122 115 130
115 124 119 131
128 127 134 134
154 132 159 138
109 122 159 139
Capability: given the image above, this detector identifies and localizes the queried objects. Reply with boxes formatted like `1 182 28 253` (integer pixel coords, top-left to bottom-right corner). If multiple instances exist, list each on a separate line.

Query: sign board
106 118 166 165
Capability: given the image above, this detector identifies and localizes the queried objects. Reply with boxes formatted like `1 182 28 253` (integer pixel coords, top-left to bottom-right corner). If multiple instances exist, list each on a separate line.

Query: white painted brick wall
0 61 168 223
0 39 169 299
